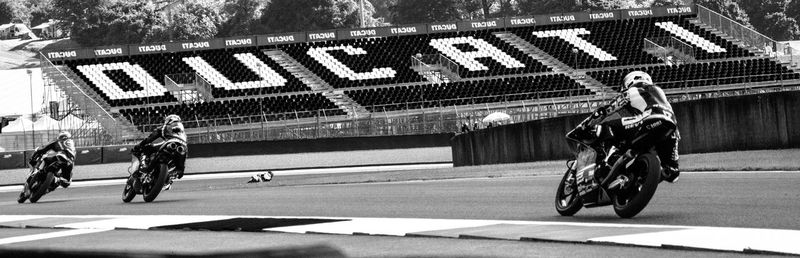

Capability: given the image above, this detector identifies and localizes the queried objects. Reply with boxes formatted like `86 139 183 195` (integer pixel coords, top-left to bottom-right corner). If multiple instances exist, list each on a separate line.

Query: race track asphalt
2 172 799 229
0 171 797 257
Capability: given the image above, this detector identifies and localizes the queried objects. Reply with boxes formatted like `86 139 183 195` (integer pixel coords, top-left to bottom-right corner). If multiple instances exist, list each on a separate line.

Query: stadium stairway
264 49 370 118
493 32 615 97
42 65 143 141
686 19 766 57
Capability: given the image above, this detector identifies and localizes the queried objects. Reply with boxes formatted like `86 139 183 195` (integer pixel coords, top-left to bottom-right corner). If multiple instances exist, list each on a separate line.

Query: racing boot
163 178 173 191
661 165 680 183
57 177 71 189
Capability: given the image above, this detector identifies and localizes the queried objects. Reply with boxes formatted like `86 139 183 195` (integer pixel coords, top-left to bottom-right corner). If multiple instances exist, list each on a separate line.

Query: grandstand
30 4 800 147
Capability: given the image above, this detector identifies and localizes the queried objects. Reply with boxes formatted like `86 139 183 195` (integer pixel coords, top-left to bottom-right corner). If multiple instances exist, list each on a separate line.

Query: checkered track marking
0 215 798 255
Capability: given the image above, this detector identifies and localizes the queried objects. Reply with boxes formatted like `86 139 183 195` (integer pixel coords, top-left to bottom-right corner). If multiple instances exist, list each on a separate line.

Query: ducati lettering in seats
183 53 287 90
76 62 168 100
532 28 617 61
430 36 525 71
307 45 397 80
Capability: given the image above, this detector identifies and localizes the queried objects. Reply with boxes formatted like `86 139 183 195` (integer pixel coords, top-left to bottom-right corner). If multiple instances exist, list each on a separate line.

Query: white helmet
57 131 71 141
622 71 653 91
164 114 181 125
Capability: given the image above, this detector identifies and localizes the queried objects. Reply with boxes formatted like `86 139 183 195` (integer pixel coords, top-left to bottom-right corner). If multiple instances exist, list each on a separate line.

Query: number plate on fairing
574 147 599 196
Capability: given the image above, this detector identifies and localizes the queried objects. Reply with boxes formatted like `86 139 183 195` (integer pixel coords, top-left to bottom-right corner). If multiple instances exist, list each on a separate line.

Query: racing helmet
621 71 653 91
57 131 72 141
164 114 181 125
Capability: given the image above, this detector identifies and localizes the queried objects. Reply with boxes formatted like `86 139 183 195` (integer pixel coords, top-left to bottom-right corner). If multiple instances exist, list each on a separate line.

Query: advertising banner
534 14 555 26
457 18 504 31
589 10 620 21
223 36 256 48
130 43 169 55
43 49 84 61
92 45 128 58
388 24 427 36
428 22 459 33
338 27 390 40
657 5 695 16
306 30 338 42
622 8 655 19
505 16 536 28
257 32 306 45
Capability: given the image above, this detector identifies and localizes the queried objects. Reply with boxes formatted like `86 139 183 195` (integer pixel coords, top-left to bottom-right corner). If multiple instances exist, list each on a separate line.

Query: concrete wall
0 133 454 170
452 91 800 166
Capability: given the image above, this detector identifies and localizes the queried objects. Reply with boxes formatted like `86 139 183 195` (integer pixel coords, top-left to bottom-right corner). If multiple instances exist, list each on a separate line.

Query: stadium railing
696 4 800 67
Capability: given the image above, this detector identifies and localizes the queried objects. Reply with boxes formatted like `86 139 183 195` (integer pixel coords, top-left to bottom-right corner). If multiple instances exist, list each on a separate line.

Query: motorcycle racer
27 131 76 189
584 71 681 183
132 114 187 189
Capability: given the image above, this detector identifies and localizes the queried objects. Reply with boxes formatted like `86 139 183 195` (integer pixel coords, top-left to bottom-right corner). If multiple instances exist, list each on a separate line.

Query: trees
390 0 465 24
517 0 581 15
255 0 379 34
166 3 222 41
217 0 262 37
0 1 13 24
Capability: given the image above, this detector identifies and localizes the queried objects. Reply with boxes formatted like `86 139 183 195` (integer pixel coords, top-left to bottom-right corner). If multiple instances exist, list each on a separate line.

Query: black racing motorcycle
122 139 187 203
18 151 69 203
555 107 676 218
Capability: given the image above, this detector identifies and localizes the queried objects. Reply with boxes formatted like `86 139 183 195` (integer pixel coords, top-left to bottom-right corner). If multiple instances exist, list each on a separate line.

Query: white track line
0 228 111 245
0 163 453 193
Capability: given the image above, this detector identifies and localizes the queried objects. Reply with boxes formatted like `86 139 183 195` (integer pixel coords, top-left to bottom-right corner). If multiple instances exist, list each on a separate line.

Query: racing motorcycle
17 150 69 203
122 138 187 203
555 106 676 218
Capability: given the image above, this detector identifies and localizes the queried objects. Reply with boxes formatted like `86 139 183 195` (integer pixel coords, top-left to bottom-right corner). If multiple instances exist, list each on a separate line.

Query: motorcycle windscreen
573 146 600 196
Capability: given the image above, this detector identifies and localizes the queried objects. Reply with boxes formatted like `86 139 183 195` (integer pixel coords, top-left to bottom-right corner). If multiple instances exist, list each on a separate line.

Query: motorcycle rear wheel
142 164 168 202
555 168 583 216
613 153 661 218
29 172 54 203
122 175 138 203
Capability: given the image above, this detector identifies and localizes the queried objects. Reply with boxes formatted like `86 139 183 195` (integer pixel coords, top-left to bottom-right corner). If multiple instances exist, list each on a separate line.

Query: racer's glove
131 145 142 155
28 157 37 167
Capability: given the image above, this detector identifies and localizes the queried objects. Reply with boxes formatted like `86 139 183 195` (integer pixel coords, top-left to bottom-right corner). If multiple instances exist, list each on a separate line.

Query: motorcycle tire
555 168 583 216
29 172 54 203
613 152 661 218
122 175 138 203
142 164 168 203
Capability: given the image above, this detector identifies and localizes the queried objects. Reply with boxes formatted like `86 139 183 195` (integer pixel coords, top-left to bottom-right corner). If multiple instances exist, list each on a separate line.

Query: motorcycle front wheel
555 168 583 216
122 175 138 203
29 172 54 203
613 152 661 218
142 164 168 202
